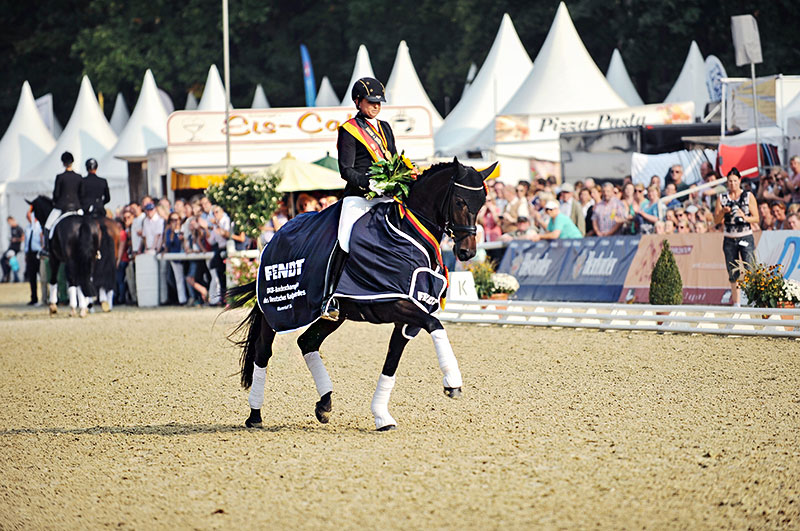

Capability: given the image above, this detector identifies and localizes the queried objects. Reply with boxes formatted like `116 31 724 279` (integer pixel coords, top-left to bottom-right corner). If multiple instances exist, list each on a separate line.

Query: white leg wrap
49 284 58 304
68 286 78 309
99 288 107 303
371 374 397 429
106 291 114 310
77 287 89 309
303 351 333 397
248 364 267 409
431 329 463 388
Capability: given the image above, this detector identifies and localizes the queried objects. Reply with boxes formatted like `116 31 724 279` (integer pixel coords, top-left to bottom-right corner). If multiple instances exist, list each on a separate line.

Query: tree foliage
2 0 800 134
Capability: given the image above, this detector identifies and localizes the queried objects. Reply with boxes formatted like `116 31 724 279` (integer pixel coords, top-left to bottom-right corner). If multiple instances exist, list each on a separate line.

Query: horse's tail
77 220 98 297
225 281 262 388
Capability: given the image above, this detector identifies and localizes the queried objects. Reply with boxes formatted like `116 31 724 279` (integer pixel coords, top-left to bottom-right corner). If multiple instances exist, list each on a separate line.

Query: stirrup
320 297 340 321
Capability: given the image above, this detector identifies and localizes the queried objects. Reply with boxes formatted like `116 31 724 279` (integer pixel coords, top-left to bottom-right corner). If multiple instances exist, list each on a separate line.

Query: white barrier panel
135 253 160 307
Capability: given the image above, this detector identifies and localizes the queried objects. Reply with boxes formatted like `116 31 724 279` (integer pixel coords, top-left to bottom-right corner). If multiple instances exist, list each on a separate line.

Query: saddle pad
336 202 447 315
256 202 340 332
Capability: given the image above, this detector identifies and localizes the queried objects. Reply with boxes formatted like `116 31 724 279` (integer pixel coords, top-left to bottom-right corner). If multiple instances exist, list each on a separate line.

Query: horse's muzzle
456 246 476 262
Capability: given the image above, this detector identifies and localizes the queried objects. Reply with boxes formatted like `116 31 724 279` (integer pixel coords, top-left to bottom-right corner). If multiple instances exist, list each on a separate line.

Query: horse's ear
479 162 499 181
452 156 459 166
25 199 32 205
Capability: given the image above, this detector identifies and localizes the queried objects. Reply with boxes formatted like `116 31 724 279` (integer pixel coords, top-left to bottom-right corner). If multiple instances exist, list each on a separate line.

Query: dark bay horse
29 196 101 317
227 158 494 430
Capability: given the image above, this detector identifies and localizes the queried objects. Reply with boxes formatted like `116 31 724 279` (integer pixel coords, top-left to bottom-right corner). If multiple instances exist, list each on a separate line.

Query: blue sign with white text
497 236 640 302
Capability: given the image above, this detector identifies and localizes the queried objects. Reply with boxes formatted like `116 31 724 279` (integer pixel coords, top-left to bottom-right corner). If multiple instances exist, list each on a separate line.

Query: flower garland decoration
206 168 283 239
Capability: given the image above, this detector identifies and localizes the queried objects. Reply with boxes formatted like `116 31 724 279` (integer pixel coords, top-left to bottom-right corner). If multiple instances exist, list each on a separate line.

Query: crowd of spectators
477 156 800 244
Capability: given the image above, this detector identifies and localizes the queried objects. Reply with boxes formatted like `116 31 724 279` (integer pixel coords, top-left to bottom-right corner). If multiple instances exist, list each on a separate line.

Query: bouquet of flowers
366 151 417 201
737 262 797 308
491 273 520 295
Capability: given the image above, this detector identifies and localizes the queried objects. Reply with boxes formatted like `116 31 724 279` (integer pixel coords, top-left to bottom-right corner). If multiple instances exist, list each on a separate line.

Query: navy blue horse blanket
256 201 448 333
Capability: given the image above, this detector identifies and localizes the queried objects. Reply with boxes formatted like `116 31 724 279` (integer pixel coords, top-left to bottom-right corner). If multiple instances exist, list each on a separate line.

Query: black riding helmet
61 151 74 165
351 77 386 105
86 158 98 172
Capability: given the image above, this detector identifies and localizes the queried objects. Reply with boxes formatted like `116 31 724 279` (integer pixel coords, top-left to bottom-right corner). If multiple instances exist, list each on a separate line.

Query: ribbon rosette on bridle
366 151 418 202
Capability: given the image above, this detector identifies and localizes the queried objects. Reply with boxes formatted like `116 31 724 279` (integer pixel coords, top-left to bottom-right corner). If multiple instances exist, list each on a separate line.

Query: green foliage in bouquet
737 262 791 308
649 240 683 305
206 168 282 239
366 151 417 201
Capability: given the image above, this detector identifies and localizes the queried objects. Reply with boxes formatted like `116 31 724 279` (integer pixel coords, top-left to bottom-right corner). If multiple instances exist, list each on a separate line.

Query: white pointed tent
606 48 644 106
501 3 626 116
340 45 376 106
4 76 117 242
251 84 270 108
0 82 56 184
664 41 708 119
198 65 228 111
0 82 57 247
109 93 130 135
434 13 532 155
385 40 443 130
99 69 168 186
316 76 340 107
185 92 198 110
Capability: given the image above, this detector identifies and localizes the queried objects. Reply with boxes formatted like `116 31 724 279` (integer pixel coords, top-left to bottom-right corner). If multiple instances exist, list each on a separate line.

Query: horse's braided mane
419 161 455 178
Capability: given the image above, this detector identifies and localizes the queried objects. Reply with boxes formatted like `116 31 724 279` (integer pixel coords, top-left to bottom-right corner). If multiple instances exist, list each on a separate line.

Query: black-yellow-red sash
397 202 449 307
341 118 391 162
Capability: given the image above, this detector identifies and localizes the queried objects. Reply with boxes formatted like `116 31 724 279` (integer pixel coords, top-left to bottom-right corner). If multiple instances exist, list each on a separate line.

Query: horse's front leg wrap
370 374 397 430
431 329 463 388
248 363 267 409
67 286 78 309
303 351 333 397
49 283 58 304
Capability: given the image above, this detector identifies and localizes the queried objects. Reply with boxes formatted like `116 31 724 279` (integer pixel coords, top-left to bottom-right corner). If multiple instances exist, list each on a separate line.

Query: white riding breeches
337 196 392 253
44 209 62 231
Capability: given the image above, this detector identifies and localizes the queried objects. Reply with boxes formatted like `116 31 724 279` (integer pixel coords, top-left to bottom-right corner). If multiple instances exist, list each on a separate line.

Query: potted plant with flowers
466 260 519 309
738 262 800 327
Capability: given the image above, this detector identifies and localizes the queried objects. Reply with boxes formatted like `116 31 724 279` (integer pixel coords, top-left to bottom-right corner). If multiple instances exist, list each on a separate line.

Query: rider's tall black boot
320 244 349 321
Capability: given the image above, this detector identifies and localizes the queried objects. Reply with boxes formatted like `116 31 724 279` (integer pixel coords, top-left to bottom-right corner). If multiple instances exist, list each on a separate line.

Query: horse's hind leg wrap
49 284 58 304
370 374 397 429
67 286 78 309
303 351 333 397
248 363 267 409
431 329 463 388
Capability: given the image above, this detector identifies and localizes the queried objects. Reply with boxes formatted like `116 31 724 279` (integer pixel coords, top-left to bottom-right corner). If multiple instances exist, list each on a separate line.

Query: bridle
443 175 484 244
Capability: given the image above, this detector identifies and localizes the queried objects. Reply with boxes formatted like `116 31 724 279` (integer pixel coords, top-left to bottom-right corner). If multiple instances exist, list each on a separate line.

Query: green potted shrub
649 240 683 306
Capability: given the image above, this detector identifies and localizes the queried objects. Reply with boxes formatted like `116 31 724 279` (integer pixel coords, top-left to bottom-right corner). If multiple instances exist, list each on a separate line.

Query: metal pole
222 0 231 173
751 63 761 176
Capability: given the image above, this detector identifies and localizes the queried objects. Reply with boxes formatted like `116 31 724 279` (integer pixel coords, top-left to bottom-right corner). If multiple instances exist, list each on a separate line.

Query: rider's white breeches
44 209 62 231
337 196 392 253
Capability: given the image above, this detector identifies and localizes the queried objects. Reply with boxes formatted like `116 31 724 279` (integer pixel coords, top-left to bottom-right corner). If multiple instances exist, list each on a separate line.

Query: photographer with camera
714 168 759 307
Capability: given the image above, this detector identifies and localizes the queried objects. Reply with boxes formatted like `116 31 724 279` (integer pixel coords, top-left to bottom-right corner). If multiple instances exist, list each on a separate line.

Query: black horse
29 196 101 317
227 158 494 430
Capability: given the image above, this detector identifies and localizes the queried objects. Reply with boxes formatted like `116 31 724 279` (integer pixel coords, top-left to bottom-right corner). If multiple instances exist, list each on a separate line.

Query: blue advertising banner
300 44 316 108
497 236 640 302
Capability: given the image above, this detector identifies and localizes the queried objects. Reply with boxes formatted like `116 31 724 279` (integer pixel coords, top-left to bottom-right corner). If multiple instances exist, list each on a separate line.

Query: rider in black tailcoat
43 151 83 254
80 158 110 218
320 77 398 320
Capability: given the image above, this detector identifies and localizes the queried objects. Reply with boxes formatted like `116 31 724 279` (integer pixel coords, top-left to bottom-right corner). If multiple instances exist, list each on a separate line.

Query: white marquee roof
12 76 117 194
461 62 478 99
100 69 168 179
316 76 340 107
385 40 443 129
109 93 130 135
434 13 532 154
606 48 644 106
251 84 270 108
501 2 626 116
0 81 56 184
340 45 376 106
664 41 708 118
198 65 228 111
185 92 198 111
